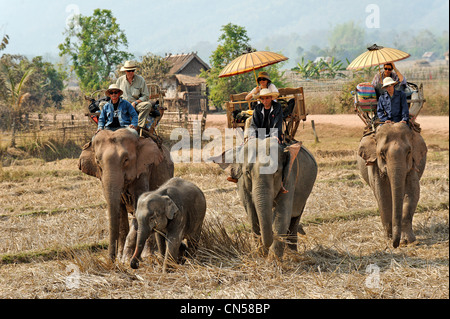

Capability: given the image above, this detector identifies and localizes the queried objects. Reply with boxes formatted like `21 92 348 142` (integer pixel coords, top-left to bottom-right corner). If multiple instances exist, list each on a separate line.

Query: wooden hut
162 52 210 114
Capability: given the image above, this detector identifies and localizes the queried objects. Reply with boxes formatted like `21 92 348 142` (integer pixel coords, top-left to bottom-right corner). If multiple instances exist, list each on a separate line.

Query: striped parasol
346 44 410 70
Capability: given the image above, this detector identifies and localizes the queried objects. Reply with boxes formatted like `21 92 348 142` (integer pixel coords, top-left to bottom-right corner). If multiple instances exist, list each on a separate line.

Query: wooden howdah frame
225 87 307 141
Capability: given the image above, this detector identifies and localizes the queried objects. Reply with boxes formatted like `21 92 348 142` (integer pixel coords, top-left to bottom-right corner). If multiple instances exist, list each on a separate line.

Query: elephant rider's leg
135 101 152 128
149 115 161 135
243 117 252 140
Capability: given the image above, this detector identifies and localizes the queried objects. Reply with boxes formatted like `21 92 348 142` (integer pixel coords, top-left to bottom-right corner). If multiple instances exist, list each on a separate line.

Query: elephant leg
178 239 188 263
185 228 202 256
122 218 138 263
163 233 183 273
248 206 260 236
287 215 301 251
401 173 420 244
271 202 292 258
370 168 393 238
240 187 260 235
117 203 130 261
141 235 156 258
155 232 166 258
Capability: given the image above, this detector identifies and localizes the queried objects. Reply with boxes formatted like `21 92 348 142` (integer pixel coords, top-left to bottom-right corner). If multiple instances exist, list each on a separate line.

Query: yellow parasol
219 49 288 84
346 44 410 70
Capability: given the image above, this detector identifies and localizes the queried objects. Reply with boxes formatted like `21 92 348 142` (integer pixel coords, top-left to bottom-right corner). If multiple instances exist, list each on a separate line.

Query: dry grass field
0 114 448 300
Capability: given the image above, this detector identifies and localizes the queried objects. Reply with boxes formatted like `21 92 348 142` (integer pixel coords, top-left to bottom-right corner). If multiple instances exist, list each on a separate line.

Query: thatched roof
174 74 205 86
164 52 210 75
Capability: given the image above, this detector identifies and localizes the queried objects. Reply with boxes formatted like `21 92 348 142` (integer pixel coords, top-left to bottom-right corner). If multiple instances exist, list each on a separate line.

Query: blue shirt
377 90 409 123
98 98 139 129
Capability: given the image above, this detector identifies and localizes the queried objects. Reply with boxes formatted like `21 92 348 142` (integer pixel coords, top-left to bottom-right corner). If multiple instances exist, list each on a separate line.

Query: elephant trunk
389 167 406 248
102 171 125 261
130 220 153 269
253 181 274 248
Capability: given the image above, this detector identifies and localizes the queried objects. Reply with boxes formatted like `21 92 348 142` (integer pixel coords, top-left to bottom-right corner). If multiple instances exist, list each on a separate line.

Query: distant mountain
1 0 448 69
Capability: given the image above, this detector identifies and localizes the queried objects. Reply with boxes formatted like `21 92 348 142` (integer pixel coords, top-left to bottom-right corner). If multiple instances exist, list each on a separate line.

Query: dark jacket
377 90 409 123
248 101 283 140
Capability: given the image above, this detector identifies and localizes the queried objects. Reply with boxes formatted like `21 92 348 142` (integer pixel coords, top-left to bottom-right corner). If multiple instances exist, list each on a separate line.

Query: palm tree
0 34 9 51
0 62 33 147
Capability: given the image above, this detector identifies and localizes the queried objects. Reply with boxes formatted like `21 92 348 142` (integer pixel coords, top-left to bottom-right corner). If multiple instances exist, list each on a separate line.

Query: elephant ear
209 148 234 169
209 148 242 179
136 137 164 178
162 195 180 220
358 134 377 163
411 130 427 169
283 142 302 182
78 141 101 179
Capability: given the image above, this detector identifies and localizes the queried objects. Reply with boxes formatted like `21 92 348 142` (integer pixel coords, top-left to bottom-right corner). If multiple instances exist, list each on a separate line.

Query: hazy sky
1 0 448 66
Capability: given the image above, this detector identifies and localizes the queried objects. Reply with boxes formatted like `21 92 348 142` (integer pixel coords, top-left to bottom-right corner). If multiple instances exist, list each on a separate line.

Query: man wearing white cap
116 60 152 128
377 77 409 124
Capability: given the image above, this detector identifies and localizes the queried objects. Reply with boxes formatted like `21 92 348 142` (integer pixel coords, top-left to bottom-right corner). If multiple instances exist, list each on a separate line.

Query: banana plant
320 57 347 79
0 62 33 146
293 57 321 79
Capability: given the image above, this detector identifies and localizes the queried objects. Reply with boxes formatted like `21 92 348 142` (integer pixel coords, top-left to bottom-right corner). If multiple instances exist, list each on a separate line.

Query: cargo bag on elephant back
356 82 377 112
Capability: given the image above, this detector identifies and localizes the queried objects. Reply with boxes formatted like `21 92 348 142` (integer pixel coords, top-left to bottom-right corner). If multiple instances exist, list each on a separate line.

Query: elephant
130 177 207 271
78 128 174 262
213 137 317 258
357 122 427 248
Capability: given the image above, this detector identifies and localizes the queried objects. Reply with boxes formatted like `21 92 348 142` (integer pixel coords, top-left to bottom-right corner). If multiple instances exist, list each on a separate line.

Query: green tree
138 53 171 87
328 21 366 61
200 23 255 110
201 23 289 110
58 9 132 93
0 55 67 109
25 56 67 108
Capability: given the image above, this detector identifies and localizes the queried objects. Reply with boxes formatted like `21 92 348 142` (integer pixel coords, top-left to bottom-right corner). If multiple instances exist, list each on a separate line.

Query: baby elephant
130 177 206 271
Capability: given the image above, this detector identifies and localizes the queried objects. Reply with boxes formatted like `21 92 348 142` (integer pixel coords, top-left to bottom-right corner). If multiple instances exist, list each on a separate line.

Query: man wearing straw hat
116 60 153 128
97 84 138 133
247 88 283 142
230 88 287 192
377 77 409 125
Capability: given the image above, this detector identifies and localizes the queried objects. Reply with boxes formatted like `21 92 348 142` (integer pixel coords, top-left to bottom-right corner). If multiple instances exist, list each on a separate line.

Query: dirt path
205 113 449 134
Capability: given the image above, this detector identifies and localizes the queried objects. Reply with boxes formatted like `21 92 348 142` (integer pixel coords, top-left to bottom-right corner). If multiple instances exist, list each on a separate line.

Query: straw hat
120 60 138 72
382 77 397 88
105 84 123 97
259 88 279 99
257 71 271 82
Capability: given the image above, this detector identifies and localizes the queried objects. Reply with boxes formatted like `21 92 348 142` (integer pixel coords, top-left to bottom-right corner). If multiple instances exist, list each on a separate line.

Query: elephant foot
268 249 283 263
249 234 268 257
297 224 306 236
162 259 179 273
270 241 285 260
257 244 269 257
400 232 417 246
130 257 140 269
120 248 135 264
